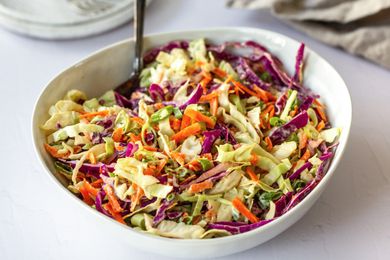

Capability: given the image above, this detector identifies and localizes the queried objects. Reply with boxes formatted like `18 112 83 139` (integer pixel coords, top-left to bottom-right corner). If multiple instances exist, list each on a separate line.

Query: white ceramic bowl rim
32 27 352 246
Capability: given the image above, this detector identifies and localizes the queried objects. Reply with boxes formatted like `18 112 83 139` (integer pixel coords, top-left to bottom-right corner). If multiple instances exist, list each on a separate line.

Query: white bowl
32 27 352 258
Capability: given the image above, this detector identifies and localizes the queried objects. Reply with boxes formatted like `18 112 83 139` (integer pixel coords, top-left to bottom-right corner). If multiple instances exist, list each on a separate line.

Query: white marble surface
0 0 389 259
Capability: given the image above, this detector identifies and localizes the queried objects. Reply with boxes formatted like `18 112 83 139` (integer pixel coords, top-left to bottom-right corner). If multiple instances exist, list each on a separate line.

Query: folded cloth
227 0 390 69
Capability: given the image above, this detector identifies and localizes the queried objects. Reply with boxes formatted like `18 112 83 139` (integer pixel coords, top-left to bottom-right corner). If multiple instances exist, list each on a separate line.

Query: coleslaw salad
41 38 341 239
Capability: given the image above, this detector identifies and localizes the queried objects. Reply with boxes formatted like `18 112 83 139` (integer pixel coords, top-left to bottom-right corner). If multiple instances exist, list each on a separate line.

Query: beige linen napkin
227 0 390 69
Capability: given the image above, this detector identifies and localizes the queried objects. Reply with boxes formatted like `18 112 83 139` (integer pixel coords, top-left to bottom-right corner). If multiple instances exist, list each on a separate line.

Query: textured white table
1 0 389 259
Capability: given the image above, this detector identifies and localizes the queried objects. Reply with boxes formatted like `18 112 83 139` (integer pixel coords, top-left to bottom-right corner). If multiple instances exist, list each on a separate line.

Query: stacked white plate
0 0 150 39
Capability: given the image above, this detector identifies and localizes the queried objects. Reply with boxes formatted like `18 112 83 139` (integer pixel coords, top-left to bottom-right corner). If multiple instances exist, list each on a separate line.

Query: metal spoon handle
133 0 145 76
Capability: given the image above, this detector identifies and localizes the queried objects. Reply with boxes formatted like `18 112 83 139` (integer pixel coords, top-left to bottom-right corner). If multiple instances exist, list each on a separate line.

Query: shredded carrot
79 186 94 206
154 103 164 110
200 77 212 94
104 185 123 213
171 152 186 166
261 104 274 117
246 167 259 182
172 122 203 143
195 61 205 67
44 144 69 159
299 133 308 150
79 110 109 119
316 106 327 122
130 183 144 211
317 120 325 131
250 153 258 165
200 92 219 102
253 84 276 101
184 109 215 128
205 208 216 221
232 197 259 223
252 84 269 102
73 146 82 154
83 180 98 197
188 179 213 193
212 68 227 78
290 107 297 117
300 149 311 162
171 117 182 131
130 117 145 125
144 146 158 152
129 133 141 142
155 160 167 175
144 165 157 176
187 159 202 172
104 204 126 224
90 179 103 188
314 99 324 108
180 114 192 130
269 106 275 118
265 136 273 151
112 127 123 142
231 80 261 99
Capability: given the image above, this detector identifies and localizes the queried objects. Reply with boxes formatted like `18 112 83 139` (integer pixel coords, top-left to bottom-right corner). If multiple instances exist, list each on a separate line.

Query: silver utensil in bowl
115 0 145 97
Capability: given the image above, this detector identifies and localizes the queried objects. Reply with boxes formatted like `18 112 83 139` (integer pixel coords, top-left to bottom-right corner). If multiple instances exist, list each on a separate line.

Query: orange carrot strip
256 86 276 101
212 68 227 78
187 160 202 172
144 166 156 176
246 167 259 182
129 133 141 142
130 117 145 125
172 122 203 143
44 144 69 159
250 153 258 165
180 114 192 130
144 146 158 152
232 197 259 223
317 120 325 131
79 110 109 119
104 204 126 224
209 98 218 117
232 80 260 98
269 106 275 118
155 160 167 175
171 117 182 131
112 128 123 142
314 99 324 108
196 61 205 67
79 186 94 206
90 179 103 188
83 180 99 197
265 136 273 151
184 109 215 128
300 149 311 162
299 133 308 150
252 84 269 102
316 106 327 122
154 103 164 110
188 179 213 193
171 152 186 166
261 104 274 117
104 185 123 213
200 92 219 102
130 184 144 211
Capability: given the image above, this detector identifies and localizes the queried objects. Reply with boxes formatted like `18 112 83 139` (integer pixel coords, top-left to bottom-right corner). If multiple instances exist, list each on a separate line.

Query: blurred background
1 1 389 260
